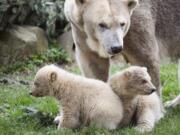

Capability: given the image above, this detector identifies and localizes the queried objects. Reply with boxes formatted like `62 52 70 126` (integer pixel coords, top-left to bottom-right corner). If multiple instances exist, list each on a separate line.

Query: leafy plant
0 0 67 38
0 47 70 74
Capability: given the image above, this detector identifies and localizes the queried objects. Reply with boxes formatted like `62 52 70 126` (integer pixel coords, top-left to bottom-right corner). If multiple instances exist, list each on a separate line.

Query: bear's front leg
75 47 110 82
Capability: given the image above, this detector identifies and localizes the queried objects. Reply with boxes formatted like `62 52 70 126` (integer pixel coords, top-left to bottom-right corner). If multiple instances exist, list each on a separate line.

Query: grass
0 63 180 135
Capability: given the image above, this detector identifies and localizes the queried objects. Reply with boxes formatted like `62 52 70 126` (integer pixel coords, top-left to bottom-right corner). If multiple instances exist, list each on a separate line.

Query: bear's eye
99 23 109 29
141 79 147 84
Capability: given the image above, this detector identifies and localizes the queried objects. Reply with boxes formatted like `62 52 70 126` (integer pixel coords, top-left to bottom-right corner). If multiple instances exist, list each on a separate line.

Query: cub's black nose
151 89 156 94
29 92 33 95
111 46 123 54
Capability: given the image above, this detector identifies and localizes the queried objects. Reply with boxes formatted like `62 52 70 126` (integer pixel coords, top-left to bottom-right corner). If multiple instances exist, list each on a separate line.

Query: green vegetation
0 63 180 135
160 64 179 101
0 48 70 74
0 0 66 37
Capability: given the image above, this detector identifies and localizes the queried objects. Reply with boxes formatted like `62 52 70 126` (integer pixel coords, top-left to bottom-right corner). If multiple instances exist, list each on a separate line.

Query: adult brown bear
64 0 180 96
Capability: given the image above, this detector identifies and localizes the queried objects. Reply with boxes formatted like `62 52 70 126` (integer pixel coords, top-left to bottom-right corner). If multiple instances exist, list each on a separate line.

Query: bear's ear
127 0 138 13
49 71 57 83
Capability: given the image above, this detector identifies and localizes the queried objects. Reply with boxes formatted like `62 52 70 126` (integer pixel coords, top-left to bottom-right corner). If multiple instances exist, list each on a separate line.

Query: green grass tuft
160 64 180 101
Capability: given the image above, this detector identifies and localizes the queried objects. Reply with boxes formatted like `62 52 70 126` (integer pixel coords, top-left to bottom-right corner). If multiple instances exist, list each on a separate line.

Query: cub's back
81 78 123 126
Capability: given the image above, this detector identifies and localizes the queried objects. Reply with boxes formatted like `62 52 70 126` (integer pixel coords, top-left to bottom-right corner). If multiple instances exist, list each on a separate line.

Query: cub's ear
124 71 131 79
127 0 139 14
49 71 57 83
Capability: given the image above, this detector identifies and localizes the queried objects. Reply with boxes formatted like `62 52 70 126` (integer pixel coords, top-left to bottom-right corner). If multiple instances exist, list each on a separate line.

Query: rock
0 78 16 84
57 27 75 61
19 80 30 86
25 26 49 53
20 106 54 126
0 77 30 85
0 25 48 67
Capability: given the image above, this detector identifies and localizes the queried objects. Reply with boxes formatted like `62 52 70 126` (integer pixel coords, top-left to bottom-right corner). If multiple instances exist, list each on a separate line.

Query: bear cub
109 66 163 132
30 65 123 130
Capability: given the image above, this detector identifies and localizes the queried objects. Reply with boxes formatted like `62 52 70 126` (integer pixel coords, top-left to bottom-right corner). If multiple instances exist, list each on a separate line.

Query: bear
30 64 123 130
64 0 139 82
64 0 180 96
108 66 163 132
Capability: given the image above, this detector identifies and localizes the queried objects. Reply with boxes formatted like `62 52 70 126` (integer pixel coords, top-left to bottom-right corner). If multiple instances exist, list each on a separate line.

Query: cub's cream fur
109 66 163 132
30 65 123 130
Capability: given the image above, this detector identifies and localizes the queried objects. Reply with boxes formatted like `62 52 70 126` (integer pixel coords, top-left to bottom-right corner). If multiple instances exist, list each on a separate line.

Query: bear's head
72 0 138 57
109 66 156 97
30 65 58 97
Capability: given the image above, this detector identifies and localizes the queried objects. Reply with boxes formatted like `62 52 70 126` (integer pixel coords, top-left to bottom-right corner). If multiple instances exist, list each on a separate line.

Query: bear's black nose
29 92 33 95
111 46 123 54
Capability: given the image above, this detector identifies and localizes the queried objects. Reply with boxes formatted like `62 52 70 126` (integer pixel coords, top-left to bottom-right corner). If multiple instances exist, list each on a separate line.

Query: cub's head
71 0 138 57
30 65 58 97
109 66 156 97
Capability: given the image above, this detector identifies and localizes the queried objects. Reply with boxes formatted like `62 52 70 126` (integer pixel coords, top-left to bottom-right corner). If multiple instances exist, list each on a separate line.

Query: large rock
0 25 48 67
57 28 75 61
26 26 49 53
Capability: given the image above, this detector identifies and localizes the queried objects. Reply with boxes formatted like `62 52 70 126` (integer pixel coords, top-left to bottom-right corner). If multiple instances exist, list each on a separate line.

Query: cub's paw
134 124 153 133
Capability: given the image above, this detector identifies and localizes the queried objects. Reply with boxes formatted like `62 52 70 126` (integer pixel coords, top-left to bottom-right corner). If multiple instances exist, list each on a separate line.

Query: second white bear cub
109 66 163 132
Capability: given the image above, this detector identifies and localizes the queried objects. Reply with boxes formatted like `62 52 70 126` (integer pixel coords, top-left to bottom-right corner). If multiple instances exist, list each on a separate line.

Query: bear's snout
111 46 123 54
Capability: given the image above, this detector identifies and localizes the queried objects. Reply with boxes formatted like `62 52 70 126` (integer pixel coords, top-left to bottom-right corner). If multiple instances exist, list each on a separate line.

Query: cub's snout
143 87 156 95
150 88 156 94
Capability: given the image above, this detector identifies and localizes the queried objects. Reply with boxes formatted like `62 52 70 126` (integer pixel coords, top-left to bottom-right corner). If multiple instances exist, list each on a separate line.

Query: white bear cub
30 65 123 130
109 66 164 132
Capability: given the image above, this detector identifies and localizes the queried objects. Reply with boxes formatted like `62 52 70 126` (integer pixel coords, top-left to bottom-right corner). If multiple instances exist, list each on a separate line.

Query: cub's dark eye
99 23 109 29
128 1 136 8
141 79 147 84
